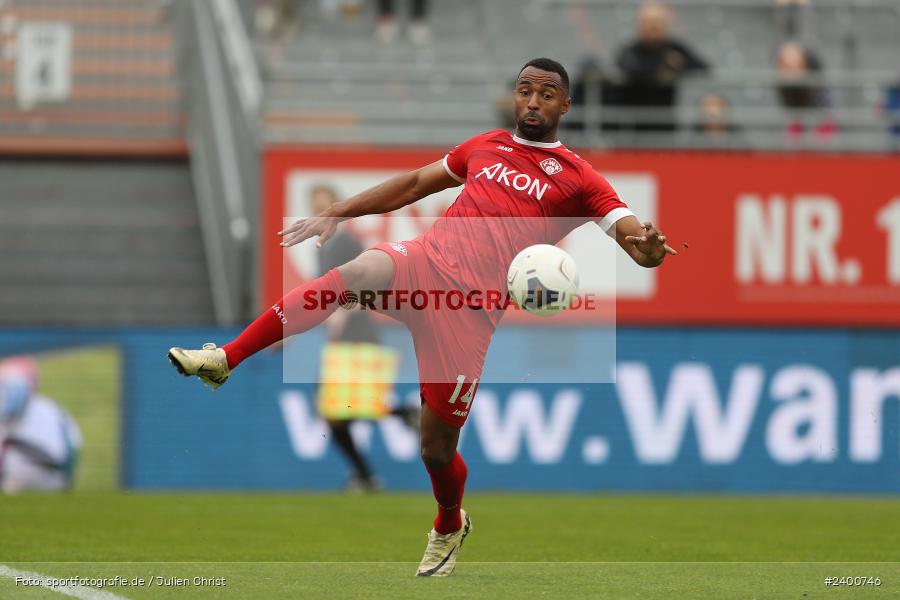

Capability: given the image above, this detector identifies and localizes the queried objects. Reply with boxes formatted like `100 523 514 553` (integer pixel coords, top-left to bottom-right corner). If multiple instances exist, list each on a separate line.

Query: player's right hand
278 216 338 248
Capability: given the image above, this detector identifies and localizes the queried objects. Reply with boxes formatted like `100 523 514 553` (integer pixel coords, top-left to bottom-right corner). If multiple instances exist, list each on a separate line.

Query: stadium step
0 159 214 326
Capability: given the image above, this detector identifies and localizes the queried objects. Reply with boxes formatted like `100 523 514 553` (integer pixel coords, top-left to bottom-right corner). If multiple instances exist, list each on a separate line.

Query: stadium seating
0 160 213 325
253 0 899 150
0 0 183 153
0 0 214 325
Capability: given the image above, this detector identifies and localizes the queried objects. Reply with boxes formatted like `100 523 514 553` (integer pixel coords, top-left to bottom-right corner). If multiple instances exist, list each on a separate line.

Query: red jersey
417 130 633 321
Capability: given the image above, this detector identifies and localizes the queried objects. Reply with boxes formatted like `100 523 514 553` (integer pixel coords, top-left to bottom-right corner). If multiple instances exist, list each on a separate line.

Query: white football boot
167 343 231 390
415 509 472 577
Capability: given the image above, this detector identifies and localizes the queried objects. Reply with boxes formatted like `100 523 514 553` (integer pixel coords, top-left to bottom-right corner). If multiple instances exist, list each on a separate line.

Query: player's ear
560 95 571 115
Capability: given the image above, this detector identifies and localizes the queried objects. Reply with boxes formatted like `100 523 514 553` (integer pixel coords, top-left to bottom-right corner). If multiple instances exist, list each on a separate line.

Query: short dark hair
518 58 570 96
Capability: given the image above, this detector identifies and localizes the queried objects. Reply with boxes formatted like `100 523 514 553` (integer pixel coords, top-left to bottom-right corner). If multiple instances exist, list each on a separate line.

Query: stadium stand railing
174 0 261 325
251 0 900 151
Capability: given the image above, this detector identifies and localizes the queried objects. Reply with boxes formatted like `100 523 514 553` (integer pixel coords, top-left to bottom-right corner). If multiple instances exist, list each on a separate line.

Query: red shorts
370 240 496 428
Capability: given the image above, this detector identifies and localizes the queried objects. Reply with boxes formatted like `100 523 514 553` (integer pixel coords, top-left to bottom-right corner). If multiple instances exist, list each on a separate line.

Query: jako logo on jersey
540 158 563 175
496 145 514 152
389 242 408 256
474 162 549 201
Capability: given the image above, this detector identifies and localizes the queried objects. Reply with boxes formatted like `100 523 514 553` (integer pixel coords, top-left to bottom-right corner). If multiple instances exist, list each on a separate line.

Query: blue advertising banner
1 327 898 492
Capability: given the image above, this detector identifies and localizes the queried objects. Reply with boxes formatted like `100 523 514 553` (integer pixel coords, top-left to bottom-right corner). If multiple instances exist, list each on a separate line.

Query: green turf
1 493 898 598
2 562 896 600
34 346 120 491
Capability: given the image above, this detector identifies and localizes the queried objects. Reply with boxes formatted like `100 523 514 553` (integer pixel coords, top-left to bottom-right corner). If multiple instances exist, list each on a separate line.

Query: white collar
512 133 562 148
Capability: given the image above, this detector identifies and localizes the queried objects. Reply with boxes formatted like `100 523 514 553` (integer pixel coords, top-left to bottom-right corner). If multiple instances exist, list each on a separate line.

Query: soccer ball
507 244 579 316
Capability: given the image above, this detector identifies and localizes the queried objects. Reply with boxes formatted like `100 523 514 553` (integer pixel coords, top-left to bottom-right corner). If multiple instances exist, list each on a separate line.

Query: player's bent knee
338 251 393 291
337 260 367 289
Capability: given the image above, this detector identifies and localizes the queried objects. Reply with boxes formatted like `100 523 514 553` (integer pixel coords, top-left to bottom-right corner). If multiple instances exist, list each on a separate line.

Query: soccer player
169 57 676 577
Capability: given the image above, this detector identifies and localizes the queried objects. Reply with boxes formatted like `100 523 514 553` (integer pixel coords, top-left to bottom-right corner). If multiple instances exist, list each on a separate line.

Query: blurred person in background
311 185 420 493
253 0 364 39
884 76 900 150
566 56 620 134
376 0 431 46
775 41 835 141
254 0 297 40
773 0 835 142
613 1 709 134
693 92 741 142
0 356 81 494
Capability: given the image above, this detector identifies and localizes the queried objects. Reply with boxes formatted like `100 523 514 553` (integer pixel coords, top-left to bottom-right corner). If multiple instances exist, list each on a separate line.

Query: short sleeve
443 130 498 183
583 166 634 234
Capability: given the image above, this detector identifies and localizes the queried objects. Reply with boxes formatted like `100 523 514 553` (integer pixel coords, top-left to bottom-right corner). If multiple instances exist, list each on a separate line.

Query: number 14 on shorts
448 374 478 406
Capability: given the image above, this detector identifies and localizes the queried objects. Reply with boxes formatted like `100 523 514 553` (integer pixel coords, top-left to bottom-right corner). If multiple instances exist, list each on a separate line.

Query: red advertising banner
263 146 900 326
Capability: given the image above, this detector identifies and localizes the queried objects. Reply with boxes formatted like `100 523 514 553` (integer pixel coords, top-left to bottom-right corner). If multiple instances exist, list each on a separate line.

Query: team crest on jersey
388 242 408 256
540 158 563 175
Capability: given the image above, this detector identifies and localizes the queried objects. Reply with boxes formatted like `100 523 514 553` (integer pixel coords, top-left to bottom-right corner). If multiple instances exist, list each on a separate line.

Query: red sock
426 452 467 534
222 268 348 369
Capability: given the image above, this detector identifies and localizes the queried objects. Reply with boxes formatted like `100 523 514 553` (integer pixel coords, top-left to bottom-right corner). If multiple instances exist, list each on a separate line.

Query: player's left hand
625 221 678 258
278 215 338 248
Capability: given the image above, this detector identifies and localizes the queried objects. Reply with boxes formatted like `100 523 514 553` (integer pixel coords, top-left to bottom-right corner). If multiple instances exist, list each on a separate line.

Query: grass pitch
1 492 898 599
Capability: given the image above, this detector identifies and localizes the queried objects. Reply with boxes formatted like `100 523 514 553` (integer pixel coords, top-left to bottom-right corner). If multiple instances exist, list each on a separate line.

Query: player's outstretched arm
279 160 460 248
614 216 677 268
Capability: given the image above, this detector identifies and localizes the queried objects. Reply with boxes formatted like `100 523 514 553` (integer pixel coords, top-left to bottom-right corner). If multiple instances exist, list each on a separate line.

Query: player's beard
516 112 554 141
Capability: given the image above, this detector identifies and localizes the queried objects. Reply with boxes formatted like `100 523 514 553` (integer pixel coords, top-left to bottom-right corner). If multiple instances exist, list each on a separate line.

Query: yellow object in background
317 343 399 420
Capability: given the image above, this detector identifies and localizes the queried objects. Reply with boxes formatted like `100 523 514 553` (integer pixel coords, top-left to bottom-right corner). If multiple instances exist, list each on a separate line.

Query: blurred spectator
566 57 621 134
776 42 825 109
0 357 81 494
775 41 835 141
321 0 364 19
885 78 900 149
311 185 419 492
693 92 740 140
254 1 365 40
772 0 835 142
613 2 709 133
376 0 431 46
254 0 297 40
